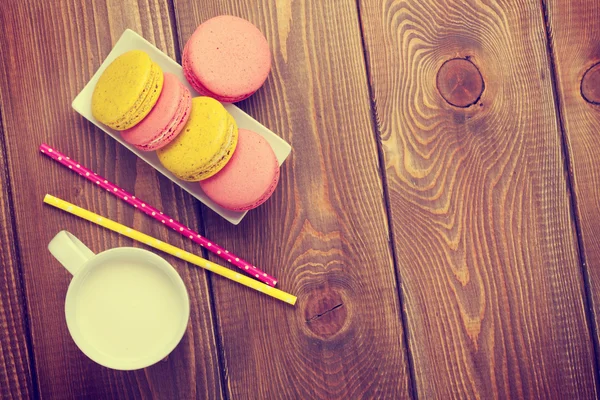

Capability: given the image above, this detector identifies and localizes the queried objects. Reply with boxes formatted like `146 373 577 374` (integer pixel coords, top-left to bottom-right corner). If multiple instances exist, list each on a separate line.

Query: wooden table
1 0 600 398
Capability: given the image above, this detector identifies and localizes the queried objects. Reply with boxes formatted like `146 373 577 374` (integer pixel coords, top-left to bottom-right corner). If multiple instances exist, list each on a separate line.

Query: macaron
199 129 280 211
182 15 271 103
157 97 238 181
92 50 164 130
120 73 192 151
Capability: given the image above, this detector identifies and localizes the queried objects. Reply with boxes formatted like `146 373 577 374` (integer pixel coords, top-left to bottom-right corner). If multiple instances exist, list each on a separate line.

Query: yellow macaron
92 50 164 130
157 97 238 181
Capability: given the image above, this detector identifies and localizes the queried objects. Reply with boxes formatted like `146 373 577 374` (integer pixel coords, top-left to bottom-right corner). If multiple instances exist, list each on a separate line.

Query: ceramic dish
72 29 291 225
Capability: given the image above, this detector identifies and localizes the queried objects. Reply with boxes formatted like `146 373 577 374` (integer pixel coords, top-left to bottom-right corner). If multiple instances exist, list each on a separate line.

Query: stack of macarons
91 16 280 212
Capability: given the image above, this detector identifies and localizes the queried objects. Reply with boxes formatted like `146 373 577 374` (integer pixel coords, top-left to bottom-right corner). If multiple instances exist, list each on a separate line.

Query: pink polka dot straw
40 143 278 287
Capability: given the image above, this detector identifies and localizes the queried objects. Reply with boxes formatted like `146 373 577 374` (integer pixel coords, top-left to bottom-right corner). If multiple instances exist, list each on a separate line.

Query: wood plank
358 0 598 398
0 110 35 399
0 0 222 398
545 0 600 365
172 1 412 398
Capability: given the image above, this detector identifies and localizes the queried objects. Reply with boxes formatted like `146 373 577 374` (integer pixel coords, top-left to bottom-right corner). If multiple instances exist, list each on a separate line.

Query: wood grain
0 0 222 398
172 0 412 398
0 111 35 399
358 0 598 398
545 0 600 365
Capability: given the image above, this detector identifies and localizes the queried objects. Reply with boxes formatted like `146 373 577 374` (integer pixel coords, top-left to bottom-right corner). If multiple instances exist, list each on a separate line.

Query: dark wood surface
0 0 599 399
0 1 222 398
358 0 598 398
546 0 600 366
172 1 411 398
0 115 34 399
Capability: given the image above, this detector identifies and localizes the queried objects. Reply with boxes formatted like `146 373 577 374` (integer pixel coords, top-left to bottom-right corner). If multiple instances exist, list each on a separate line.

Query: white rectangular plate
72 29 291 225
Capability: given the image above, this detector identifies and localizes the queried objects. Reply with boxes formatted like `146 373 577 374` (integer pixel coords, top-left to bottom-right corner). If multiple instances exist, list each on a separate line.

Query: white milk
74 260 184 360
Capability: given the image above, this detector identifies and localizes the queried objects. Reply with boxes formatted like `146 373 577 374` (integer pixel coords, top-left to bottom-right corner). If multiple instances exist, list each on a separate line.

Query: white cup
48 231 190 370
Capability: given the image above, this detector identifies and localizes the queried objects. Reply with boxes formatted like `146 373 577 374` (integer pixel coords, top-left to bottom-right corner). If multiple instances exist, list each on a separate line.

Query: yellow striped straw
44 194 297 306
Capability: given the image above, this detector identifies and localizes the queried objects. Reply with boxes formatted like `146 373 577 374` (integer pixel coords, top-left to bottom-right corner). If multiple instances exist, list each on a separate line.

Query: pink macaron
183 15 272 103
199 129 280 211
121 73 192 151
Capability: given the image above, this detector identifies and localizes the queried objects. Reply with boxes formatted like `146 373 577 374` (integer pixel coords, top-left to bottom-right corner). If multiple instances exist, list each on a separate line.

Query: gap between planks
538 0 600 394
0 90 40 398
165 0 230 398
354 0 419 399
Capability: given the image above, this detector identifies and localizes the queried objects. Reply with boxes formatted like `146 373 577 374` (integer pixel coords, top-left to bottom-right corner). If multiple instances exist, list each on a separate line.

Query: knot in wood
436 58 484 107
304 290 346 338
581 62 600 105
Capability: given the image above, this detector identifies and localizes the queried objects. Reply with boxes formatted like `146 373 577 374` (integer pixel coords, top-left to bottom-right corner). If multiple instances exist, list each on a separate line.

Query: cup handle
48 231 95 275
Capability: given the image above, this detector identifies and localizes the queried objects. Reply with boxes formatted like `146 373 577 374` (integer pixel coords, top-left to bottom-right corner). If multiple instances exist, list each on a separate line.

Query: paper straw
44 194 296 305
40 143 277 287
